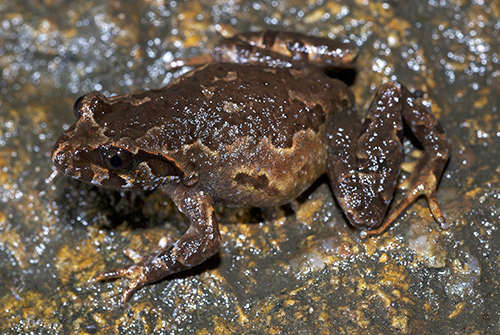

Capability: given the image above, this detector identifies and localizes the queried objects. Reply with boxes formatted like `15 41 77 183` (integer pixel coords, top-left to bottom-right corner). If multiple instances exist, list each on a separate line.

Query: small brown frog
52 31 451 303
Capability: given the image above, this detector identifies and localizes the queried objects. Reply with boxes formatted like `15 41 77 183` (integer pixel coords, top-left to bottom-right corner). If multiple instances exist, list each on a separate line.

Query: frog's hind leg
327 82 450 236
373 84 451 236
213 31 358 70
168 31 358 71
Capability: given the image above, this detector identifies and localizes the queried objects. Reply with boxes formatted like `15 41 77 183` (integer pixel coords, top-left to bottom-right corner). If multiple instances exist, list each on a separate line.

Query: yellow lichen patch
91 312 109 328
174 2 212 48
406 201 439 228
55 241 100 285
448 302 466 319
89 300 166 333
460 117 495 146
352 307 371 329
362 236 380 257
465 186 488 200
325 2 346 19
354 277 368 295
378 262 409 291
371 287 393 308
390 312 409 333
0 292 61 330
210 320 238 335
473 88 490 109
303 7 328 24
232 222 269 254
379 253 389 263
385 18 412 42
235 305 249 326
0 156 9 184
360 282 412 333
0 211 7 227
427 98 445 116
295 199 323 227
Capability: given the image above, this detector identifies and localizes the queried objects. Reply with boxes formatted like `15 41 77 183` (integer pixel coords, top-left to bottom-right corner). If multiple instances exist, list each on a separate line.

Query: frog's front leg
93 187 221 304
327 82 450 236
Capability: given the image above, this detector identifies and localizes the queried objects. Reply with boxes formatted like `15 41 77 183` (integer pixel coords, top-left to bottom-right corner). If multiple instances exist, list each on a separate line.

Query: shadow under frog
51 31 451 303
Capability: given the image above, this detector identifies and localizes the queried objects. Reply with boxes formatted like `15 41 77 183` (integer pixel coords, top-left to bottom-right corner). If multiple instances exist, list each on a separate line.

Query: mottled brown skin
51 31 451 303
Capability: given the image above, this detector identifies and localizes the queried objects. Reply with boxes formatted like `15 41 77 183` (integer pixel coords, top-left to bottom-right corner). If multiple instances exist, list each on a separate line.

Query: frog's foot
93 264 144 304
93 249 172 304
361 156 448 237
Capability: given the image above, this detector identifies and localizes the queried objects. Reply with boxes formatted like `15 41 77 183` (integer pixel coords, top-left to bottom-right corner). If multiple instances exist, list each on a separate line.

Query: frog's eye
100 146 136 171
73 95 86 119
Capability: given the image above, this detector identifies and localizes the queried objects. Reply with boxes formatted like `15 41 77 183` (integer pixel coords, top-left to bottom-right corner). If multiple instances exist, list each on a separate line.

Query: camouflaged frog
52 31 451 303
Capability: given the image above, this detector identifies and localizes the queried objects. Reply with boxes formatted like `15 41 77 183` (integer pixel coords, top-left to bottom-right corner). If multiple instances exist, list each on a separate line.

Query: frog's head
51 92 188 191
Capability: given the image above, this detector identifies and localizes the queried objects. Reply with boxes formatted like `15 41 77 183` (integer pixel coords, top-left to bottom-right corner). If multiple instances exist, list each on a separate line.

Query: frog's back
105 63 349 153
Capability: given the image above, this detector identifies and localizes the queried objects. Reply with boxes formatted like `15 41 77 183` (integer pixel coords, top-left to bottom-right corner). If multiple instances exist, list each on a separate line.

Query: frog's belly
200 130 327 208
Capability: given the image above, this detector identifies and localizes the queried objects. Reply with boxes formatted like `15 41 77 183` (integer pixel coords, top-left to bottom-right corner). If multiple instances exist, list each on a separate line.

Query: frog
51 31 451 303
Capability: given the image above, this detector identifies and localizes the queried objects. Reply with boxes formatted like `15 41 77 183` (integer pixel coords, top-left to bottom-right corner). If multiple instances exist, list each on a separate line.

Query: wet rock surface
1 0 499 333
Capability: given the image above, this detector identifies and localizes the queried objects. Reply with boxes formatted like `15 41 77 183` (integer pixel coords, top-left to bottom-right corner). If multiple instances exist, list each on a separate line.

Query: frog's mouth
51 138 107 186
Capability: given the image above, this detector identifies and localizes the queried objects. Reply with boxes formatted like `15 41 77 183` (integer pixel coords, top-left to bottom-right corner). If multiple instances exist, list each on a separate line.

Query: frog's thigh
327 82 404 230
